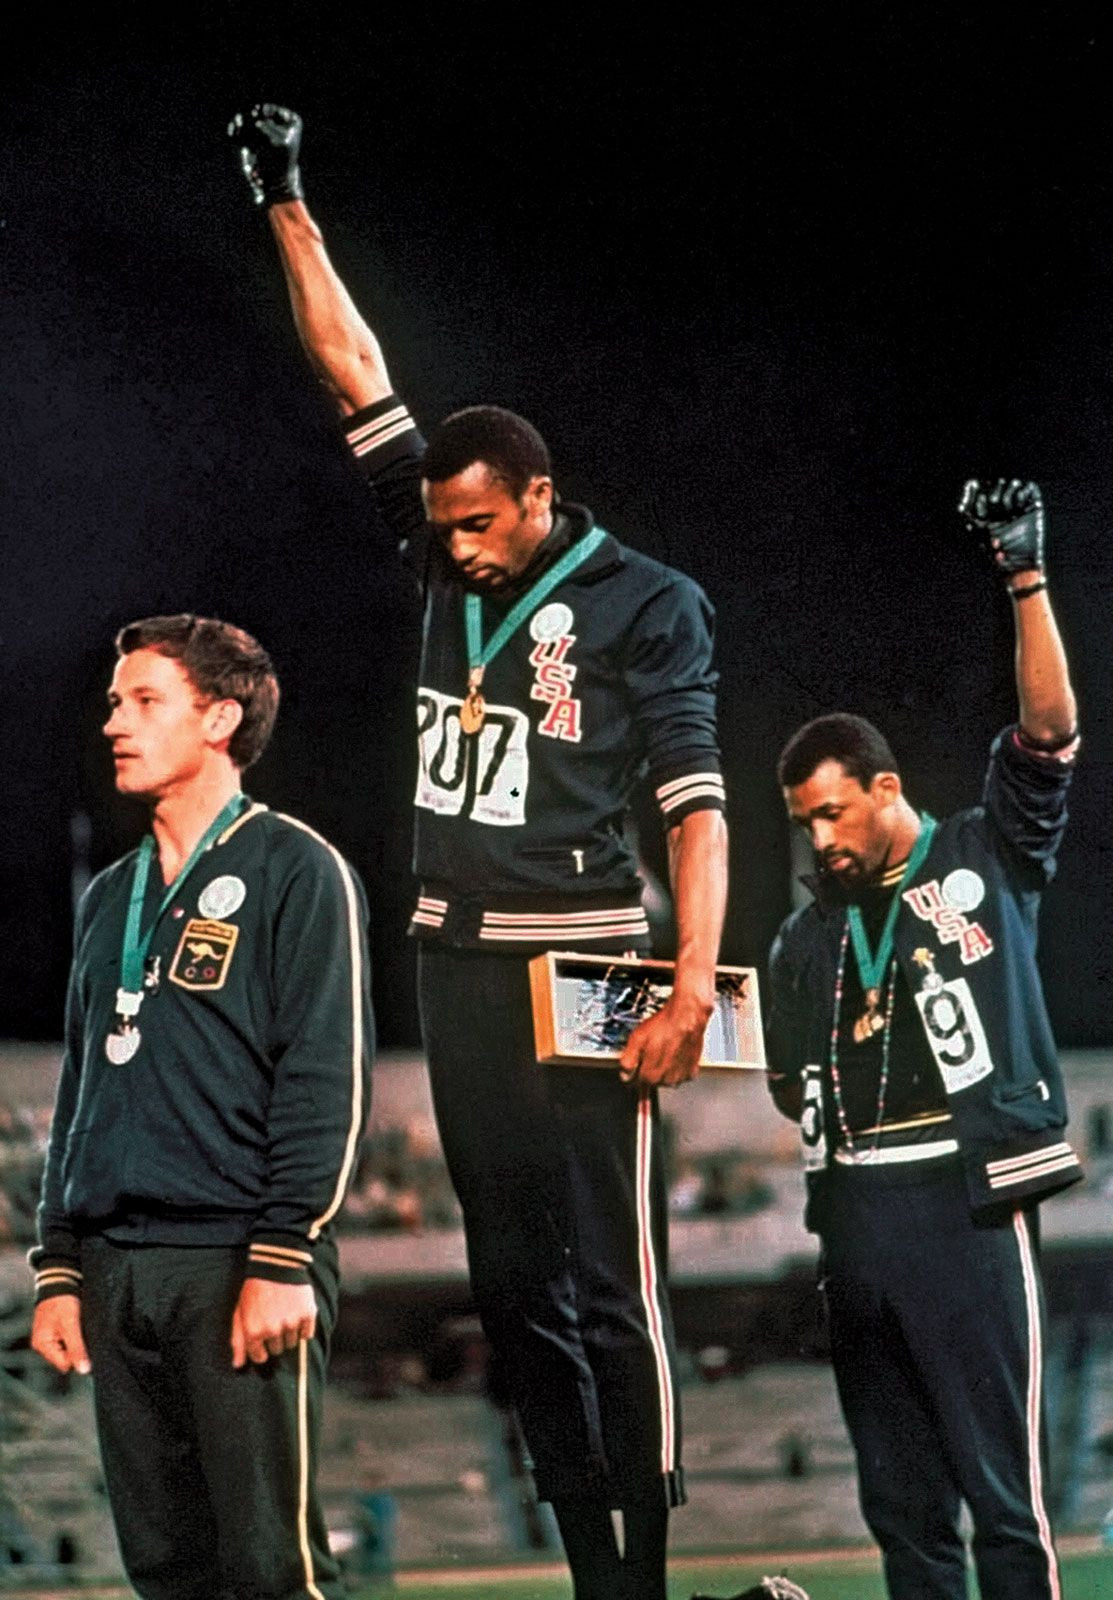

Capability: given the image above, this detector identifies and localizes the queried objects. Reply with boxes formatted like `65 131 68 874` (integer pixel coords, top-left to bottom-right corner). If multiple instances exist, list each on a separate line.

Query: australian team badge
169 918 240 991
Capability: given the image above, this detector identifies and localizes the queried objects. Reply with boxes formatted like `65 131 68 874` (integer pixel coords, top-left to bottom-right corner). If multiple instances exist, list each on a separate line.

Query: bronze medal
852 987 884 1045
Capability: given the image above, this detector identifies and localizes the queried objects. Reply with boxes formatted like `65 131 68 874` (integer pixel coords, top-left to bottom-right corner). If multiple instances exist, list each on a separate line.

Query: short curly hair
115 614 279 770
777 713 899 791
422 405 551 499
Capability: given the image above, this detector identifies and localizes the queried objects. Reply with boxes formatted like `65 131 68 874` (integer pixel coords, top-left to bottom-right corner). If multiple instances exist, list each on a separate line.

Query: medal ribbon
845 814 937 994
118 794 246 997
464 526 607 678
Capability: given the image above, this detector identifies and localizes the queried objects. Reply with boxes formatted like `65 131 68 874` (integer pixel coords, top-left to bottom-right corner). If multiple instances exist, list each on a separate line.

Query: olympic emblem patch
941 869 985 913
530 602 574 642
169 918 240 992
198 874 247 919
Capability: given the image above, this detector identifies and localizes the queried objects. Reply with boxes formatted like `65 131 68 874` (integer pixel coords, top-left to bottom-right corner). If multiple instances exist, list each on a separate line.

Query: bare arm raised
229 105 392 415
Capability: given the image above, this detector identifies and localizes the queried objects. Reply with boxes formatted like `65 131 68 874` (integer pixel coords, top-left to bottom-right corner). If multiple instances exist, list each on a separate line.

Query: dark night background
2 8 1110 1051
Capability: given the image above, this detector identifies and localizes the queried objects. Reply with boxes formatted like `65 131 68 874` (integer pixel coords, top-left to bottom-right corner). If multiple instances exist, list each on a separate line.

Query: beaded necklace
827 920 900 1160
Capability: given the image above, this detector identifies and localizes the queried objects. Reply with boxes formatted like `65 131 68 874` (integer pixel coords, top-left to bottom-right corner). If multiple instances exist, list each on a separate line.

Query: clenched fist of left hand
958 477 1046 576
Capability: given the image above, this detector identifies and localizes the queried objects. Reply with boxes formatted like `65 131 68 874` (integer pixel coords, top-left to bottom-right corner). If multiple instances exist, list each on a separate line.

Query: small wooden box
528 951 765 1070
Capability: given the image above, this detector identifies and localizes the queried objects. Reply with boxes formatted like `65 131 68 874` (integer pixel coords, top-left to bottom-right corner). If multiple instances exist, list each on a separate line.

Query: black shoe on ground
691 1576 811 1600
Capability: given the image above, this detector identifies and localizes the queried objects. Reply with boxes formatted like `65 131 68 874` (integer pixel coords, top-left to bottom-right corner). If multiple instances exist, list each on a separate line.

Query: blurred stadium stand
2 1046 1111 1583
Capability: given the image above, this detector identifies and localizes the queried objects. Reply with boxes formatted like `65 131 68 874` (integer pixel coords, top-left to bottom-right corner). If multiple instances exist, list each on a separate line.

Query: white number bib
914 976 994 1094
799 1065 827 1172
415 688 529 826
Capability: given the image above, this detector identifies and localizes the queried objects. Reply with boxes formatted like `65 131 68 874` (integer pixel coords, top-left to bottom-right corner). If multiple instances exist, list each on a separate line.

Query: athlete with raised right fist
228 103 304 208
229 103 731 1600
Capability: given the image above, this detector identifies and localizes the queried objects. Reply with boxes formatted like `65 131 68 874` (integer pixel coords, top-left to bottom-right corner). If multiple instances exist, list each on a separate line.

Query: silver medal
106 1027 141 1065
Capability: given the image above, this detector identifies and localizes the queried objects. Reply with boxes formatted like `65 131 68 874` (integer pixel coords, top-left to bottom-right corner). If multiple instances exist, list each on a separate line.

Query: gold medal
459 668 485 734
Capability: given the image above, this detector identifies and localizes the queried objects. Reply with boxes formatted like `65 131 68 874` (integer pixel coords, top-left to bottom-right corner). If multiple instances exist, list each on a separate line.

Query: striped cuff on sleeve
1013 727 1080 764
655 770 727 824
343 394 422 468
33 1262 83 1303
984 1141 1083 1193
247 1237 315 1286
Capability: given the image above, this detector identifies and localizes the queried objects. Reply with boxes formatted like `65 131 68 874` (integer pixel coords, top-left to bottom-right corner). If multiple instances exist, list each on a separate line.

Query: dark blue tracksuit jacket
766 726 1083 1226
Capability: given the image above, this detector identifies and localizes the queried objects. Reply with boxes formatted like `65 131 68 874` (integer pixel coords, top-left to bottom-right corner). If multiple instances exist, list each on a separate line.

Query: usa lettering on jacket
902 878 995 965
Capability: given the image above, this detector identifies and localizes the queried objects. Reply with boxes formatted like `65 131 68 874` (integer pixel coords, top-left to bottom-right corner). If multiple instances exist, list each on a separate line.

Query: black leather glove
228 104 304 208
958 477 1045 576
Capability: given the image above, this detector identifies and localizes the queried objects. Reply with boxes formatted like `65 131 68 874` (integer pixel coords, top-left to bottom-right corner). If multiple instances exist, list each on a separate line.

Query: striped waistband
834 1137 960 1167
478 906 650 943
410 889 650 948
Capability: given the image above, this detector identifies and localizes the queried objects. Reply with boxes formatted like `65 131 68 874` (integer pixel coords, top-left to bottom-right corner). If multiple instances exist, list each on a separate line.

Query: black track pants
820 1161 1061 1600
418 945 684 1507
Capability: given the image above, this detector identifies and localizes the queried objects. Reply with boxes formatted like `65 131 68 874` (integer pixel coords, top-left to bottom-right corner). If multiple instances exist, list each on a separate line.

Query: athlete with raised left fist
229 102 729 1600
765 479 1080 1600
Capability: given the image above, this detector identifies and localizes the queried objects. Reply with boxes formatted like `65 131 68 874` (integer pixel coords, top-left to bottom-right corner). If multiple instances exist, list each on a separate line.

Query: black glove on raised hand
958 477 1046 576
228 104 304 207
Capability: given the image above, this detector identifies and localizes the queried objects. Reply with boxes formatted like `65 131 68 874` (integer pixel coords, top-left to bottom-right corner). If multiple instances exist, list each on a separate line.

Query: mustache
820 848 861 872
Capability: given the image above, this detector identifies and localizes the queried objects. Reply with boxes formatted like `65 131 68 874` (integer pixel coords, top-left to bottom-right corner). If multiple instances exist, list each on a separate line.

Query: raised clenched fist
958 477 1045 576
228 103 304 208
